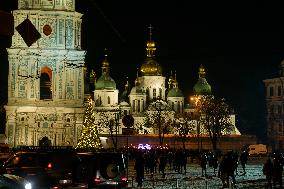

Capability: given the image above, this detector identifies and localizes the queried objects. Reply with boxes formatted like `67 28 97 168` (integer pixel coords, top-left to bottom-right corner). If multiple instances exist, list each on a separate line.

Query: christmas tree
76 98 102 150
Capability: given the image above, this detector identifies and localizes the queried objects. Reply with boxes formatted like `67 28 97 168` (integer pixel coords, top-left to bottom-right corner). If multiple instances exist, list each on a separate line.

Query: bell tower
5 0 86 147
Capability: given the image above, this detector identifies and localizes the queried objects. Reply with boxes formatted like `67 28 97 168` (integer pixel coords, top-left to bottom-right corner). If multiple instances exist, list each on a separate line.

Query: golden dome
140 58 162 76
140 25 162 76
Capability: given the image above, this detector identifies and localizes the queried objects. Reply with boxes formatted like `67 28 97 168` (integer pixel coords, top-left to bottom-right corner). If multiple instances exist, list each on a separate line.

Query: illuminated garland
76 98 102 150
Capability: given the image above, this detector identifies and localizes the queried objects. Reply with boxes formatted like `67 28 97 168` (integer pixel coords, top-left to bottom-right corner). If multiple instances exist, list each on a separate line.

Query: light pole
122 114 134 179
190 95 201 152
113 110 121 151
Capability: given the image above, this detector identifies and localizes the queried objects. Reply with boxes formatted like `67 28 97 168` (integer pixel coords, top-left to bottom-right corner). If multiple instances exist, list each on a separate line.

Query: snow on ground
127 157 269 189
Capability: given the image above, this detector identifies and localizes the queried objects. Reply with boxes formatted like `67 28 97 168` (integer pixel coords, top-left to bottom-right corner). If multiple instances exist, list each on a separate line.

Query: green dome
193 78 211 95
167 88 183 97
95 73 116 90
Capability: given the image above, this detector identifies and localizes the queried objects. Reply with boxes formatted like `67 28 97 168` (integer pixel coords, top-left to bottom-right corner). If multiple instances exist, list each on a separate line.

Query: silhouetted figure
263 157 273 189
174 149 183 173
225 151 237 188
200 153 207 176
218 155 228 188
240 151 249 175
181 150 188 174
159 152 167 178
148 151 156 178
232 151 239 175
134 152 145 188
273 157 283 188
167 151 174 170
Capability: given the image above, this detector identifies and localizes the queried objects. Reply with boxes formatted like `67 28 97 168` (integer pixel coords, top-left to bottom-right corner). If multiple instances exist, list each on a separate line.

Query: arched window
146 88 150 102
177 101 180 113
40 67 52 100
159 88 162 99
153 88 156 99
108 96 110 104
132 100 135 112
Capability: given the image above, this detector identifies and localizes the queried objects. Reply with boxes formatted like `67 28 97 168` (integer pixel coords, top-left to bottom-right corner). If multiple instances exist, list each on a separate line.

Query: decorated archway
39 136 52 147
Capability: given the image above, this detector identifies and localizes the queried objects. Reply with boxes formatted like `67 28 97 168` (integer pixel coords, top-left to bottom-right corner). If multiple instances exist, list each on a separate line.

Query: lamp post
122 115 134 179
113 110 121 151
154 97 165 147
190 95 201 152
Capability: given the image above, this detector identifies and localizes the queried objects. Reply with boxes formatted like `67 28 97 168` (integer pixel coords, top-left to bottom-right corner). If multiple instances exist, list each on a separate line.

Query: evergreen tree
76 98 102 150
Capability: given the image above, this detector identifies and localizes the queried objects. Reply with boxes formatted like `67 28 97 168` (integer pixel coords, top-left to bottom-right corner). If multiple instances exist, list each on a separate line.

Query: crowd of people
263 153 284 189
127 147 284 189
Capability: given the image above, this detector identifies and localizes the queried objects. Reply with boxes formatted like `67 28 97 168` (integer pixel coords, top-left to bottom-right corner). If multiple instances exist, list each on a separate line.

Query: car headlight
25 182 32 189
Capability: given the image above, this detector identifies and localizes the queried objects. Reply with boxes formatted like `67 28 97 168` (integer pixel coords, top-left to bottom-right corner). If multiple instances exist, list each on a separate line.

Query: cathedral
4 0 240 148
5 0 85 147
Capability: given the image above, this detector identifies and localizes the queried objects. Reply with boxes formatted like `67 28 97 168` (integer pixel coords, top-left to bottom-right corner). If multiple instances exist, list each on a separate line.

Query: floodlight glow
137 143 151 150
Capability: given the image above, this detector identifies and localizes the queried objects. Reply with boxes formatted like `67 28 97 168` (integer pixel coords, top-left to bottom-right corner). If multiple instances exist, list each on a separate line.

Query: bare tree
173 112 195 150
145 99 174 147
195 95 234 152
95 110 121 150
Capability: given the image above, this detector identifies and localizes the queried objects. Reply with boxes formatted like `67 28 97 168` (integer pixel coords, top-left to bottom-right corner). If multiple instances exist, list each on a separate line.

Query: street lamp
112 110 121 151
122 114 134 179
190 95 202 152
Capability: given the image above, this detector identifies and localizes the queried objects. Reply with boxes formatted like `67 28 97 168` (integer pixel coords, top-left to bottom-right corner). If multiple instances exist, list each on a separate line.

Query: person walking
263 157 273 189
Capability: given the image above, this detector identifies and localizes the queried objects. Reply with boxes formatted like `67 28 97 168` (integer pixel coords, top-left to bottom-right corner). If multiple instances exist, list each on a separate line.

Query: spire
146 24 156 58
89 69 96 84
168 70 174 89
198 64 206 78
172 70 178 88
125 77 129 91
135 68 140 86
101 48 110 74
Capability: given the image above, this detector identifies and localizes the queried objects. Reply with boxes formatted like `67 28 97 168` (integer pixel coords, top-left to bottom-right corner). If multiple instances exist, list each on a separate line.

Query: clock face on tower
43 25 52 36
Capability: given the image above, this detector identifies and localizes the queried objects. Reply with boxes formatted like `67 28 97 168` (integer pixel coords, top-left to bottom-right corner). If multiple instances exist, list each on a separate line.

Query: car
248 144 267 156
2 146 87 189
0 161 32 189
0 174 32 189
77 151 129 189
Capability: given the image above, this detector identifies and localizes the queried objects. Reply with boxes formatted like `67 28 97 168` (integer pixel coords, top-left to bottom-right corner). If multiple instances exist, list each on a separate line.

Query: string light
76 98 102 150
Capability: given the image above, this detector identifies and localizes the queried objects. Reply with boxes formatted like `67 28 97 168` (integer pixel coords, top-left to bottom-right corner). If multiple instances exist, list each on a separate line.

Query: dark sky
1 0 284 140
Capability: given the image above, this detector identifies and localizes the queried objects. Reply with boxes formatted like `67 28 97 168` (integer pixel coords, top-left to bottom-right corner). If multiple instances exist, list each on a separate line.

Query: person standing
134 151 145 188
240 151 249 175
272 157 283 188
218 154 228 188
200 152 207 177
159 151 167 178
263 157 273 189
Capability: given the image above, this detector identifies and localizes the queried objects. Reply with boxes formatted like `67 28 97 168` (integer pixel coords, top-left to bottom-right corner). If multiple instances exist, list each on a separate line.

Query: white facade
5 0 85 147
263 60 284 150
138 76 166 101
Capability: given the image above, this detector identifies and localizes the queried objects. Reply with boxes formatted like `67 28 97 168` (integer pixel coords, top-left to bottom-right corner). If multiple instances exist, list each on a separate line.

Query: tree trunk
182 136 186 150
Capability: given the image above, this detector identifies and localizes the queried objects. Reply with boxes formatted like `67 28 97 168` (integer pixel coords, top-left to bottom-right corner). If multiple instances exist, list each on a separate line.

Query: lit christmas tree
76 98 102 150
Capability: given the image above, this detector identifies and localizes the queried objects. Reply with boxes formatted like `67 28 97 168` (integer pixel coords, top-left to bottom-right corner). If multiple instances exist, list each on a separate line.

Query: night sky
1 1 284 140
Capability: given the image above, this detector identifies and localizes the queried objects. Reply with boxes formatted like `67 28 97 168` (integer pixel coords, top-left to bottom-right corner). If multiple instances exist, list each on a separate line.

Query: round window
43 24 52 36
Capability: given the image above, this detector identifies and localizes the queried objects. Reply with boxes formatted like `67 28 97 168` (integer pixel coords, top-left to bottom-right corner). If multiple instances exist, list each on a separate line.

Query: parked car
0 161 32 189
248 144 267 156
2 147 87 189
77 151 129 189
